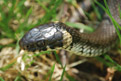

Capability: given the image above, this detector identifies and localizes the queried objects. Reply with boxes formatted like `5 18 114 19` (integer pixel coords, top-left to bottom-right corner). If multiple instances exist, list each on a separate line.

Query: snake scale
19 0 121 57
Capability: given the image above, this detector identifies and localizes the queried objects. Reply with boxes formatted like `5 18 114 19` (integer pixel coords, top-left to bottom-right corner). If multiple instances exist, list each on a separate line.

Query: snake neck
55 22 115 57
48 0 121 56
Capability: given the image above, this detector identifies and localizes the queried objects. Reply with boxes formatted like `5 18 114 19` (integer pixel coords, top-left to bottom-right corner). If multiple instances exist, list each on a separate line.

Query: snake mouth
19 37 64 52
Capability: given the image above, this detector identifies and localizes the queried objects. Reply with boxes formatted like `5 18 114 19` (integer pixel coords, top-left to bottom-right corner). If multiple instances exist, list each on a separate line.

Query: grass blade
49 63 55 81
59 65 66 81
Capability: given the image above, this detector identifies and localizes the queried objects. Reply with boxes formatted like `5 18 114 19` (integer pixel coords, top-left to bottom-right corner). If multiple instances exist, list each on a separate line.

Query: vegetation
0 0 121 81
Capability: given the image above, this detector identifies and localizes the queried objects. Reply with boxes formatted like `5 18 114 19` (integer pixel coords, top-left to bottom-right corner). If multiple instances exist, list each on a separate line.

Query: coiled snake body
19 0 121 57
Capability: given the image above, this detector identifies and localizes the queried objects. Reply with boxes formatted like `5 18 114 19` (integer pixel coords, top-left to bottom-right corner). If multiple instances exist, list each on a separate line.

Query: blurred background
0 0 121 81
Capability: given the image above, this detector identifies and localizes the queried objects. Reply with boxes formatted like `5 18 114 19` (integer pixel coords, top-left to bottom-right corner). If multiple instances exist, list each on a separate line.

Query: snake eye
26 45 30 49
37 41 45 46
35 41 47 51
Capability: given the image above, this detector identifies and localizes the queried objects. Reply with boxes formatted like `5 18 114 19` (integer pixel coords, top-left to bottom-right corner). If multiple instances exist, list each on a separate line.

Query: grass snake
19 0 121 57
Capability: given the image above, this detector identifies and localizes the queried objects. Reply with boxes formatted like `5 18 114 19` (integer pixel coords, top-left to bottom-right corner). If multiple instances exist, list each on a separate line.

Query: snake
19 0 121 57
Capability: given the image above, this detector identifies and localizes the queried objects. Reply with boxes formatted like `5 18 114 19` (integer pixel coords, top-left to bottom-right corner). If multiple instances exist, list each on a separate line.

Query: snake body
19 0 120 57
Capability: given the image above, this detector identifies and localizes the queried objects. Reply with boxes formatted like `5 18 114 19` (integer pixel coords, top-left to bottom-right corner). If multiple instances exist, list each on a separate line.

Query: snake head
19 22 64 52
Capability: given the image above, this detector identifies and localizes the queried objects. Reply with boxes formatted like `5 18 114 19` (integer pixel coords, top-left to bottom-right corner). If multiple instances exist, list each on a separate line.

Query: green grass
66 22 94 32
59 65 66 81
0 62 15 71
0 77 5 81
49 63 55 81
96 55 121 71
14 76 23 81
